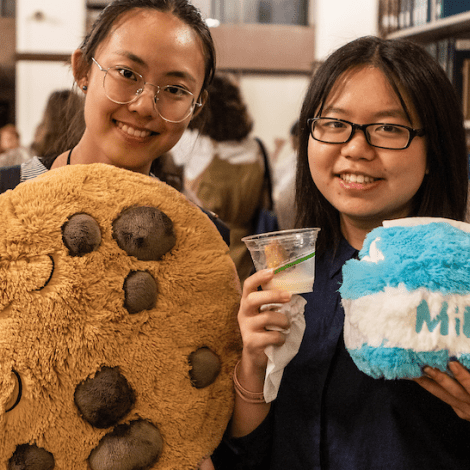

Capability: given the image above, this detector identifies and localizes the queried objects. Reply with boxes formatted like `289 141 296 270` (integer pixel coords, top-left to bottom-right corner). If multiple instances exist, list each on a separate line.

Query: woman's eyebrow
322 106 408 120
165 71 196 84
321 106 344 115
111 50 146 67
373 109 408 120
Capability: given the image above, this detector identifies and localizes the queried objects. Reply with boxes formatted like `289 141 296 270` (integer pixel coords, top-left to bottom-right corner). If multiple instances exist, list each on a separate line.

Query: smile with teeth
340 173 378 184
117 121 151 138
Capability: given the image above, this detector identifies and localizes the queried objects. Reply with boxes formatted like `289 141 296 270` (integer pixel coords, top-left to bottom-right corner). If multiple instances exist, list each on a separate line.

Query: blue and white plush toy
341 217 470 379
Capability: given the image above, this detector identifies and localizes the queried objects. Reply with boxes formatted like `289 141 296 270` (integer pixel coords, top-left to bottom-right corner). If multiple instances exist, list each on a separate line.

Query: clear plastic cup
242 228 320 294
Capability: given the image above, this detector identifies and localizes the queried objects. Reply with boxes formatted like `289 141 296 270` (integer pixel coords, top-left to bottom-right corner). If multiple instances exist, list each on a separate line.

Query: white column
16 0 85 146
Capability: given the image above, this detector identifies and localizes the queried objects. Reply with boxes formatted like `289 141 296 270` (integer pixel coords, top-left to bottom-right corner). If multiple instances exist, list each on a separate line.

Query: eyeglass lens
104 67 195 122
312 118 411 149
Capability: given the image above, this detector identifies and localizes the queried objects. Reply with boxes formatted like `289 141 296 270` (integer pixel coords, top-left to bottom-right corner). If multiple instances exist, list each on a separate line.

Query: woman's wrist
230 358 271 438
233 360 266 404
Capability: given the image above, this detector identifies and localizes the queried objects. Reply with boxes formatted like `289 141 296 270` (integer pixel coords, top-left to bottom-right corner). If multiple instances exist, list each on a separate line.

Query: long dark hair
295 36 468 253
32 90 84 159
188 72 253 142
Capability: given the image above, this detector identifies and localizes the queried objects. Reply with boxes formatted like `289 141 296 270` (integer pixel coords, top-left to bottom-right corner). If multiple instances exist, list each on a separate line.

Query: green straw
273 251 315 274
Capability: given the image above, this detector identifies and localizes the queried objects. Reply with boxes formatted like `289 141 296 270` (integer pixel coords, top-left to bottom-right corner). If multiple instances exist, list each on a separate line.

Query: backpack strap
252 137 279 235
254 137 275 211
0 165 21 194
200 207 231 247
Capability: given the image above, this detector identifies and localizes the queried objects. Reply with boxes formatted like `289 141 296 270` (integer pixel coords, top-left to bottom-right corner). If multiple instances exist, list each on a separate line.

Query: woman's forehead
94 9 206 87
320 66 419 124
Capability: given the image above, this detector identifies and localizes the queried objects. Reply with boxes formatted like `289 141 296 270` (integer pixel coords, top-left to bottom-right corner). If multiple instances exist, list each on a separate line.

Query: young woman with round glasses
20 0 214 178
212 36 470 470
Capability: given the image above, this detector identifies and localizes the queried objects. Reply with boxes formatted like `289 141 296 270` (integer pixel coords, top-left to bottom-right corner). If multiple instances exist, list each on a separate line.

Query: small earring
82 85 88 91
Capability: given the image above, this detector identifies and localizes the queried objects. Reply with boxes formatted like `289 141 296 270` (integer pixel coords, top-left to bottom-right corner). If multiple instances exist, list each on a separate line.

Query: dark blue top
213 238 470 469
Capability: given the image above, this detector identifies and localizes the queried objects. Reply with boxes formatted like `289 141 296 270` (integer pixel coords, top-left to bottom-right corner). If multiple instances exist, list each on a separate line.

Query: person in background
0 124 32 167
213 36 470 469
31 89 85 159
271 120 299 230
0 124 20 152
171 72 266 284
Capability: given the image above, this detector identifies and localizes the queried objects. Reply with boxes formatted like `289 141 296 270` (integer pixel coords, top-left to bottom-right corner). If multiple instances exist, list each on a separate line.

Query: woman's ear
72 49 89 92
191 90 208 119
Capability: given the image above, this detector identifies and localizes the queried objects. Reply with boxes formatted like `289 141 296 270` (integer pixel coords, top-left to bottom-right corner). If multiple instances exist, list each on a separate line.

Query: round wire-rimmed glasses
92 57 201 123
307 117 425 150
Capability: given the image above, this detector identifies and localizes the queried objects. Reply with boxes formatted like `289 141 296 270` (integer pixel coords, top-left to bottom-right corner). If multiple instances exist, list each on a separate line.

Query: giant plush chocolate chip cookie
0 163 241 470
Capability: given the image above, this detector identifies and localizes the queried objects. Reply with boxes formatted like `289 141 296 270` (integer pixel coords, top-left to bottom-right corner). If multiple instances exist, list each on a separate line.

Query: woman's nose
127 86 159 118
340 128 376 160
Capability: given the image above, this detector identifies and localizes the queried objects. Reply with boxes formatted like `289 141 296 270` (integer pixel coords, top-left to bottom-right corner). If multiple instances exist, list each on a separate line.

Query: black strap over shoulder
0 165 21 194
254 137 275 211
252 137 279 235
200 207 231 247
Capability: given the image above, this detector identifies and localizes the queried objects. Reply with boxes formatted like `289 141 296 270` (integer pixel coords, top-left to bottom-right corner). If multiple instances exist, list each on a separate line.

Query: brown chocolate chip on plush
62 213 101 256
112 206 176 261
123 271 158 314
8 444 54 470
189 347 221 388
74 367 135 429
88 420 163 470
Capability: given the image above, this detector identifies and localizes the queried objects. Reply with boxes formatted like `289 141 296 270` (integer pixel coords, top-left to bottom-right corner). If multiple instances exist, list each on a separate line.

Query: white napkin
263 295 307 402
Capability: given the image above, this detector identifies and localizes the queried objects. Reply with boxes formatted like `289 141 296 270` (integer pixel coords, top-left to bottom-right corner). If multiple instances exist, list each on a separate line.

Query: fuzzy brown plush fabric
0 163 242 470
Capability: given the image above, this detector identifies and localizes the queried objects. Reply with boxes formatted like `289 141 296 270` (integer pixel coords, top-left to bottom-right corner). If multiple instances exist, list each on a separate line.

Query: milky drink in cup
242 228 320 294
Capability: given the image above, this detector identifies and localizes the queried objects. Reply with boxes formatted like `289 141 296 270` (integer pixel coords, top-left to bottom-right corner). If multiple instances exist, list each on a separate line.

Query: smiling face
74 9 206 174
308 66 427 248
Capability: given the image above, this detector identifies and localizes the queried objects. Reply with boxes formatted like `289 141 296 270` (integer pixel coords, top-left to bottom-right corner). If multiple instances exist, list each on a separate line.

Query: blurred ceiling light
205 18 221 28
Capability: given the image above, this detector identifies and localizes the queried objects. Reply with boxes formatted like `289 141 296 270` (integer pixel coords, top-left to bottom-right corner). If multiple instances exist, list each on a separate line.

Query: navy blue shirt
214 238 470 469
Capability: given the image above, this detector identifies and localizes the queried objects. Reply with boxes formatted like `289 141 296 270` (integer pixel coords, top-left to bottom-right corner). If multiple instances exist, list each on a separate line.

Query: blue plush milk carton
341 218 470 379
